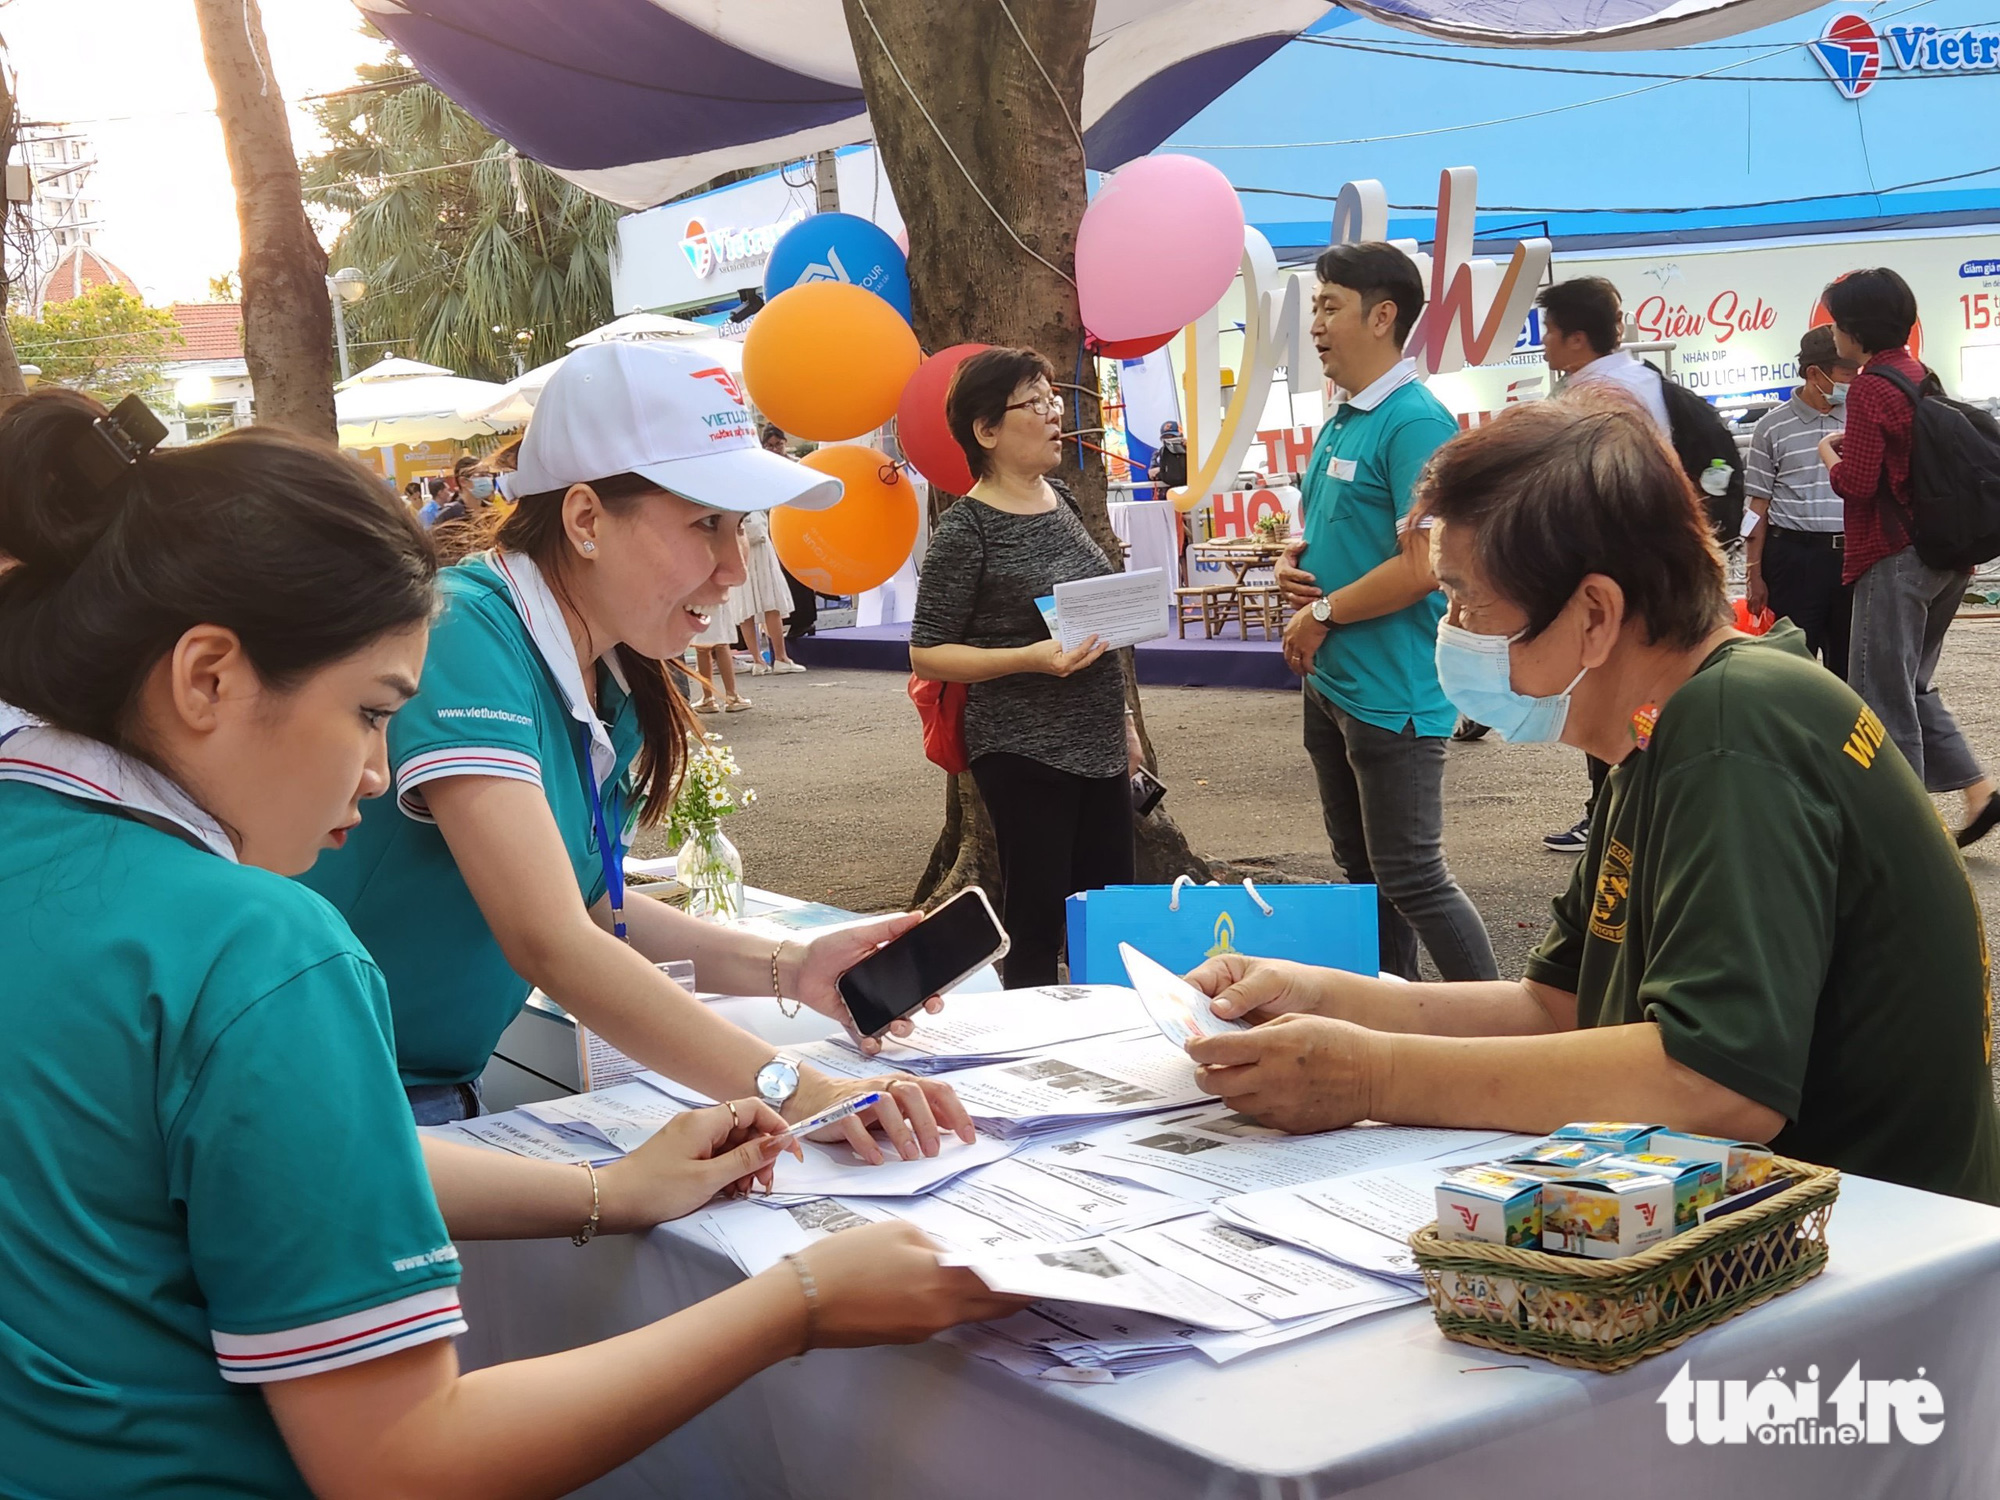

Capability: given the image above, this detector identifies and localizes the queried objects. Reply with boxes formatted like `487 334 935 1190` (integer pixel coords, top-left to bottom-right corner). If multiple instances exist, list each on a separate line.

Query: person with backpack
1147 420 1188 498
1819 267 2000 847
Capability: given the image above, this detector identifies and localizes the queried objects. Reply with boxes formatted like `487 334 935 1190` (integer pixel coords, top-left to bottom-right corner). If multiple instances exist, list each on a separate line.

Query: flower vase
676 826 745 923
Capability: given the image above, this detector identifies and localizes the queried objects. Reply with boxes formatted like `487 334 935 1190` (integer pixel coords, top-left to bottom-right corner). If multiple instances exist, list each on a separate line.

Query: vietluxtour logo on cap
1810 12 2000 98
690 366 747 409
680 218 713 278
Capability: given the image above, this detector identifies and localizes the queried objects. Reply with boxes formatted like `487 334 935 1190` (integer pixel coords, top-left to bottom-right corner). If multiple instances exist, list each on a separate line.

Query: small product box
1500 1140 1616 1179
1643 1129 1777 1196
1597 1152 1726 1230
1434 1166 1544 1248
1540 1170 1677 1259
1550 1121 1664 1154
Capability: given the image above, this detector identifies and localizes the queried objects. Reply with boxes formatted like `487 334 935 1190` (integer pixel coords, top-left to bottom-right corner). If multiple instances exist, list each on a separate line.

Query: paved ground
639 625 2000 996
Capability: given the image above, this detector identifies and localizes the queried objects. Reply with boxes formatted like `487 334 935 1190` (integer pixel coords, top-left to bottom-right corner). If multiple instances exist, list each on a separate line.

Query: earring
581 541 597 554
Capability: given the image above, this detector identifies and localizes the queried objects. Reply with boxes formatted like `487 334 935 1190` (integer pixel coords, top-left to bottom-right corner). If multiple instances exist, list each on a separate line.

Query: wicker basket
1410 1156 1839 1373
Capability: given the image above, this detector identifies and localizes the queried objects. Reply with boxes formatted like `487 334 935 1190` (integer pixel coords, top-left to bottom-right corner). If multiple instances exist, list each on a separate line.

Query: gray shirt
909 487 1128 779
1746 394 1844 533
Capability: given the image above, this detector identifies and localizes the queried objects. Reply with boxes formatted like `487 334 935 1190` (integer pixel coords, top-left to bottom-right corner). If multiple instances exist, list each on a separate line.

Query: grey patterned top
909 486 1128 779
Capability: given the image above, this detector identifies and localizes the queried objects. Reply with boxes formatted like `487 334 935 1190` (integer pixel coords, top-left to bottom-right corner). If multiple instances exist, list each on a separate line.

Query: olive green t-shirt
1526 624 2000 1204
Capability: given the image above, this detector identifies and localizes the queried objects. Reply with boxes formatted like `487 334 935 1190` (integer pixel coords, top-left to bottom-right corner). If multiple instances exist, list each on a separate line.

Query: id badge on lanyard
578 722 628 943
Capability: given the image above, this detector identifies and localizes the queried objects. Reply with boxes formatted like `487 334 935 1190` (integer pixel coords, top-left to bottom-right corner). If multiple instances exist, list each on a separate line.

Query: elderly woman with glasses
909 346 1142 986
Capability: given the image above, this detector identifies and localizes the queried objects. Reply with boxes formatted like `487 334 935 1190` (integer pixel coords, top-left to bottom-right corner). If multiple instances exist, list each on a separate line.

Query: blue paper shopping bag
1064 878 1378 984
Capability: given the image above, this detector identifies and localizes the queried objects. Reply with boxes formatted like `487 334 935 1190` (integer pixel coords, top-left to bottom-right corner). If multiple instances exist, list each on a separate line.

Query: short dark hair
1535 277 1623 357
0 388 437 757
945 346 1056 483
1313 243 1426 346
1823 268 1917 355
453 454 479 478
1798 324 1841 378
761 424 786 448
1417 390 1728 651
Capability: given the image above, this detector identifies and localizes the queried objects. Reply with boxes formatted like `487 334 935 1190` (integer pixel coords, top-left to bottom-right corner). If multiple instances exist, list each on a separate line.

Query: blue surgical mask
1824 380 1848 409
1434 621 1587 744
468 475 496 500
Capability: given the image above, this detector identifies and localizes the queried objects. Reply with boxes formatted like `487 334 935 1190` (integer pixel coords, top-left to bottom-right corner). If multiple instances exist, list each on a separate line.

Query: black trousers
971 752 1135 987
1764 527 1852 680
782 566 818 639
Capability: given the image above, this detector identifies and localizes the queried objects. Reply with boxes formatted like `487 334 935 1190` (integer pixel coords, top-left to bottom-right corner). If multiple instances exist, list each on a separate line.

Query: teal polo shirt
1297 363 1458 737
0 779 462 1498
300 554 643 1087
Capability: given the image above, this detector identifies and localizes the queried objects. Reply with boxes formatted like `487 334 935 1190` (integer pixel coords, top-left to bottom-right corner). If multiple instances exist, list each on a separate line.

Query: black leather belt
1768 526 1843 551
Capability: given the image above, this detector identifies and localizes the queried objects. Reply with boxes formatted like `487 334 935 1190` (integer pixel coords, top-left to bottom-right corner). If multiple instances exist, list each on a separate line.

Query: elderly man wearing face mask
1744 326 1858 678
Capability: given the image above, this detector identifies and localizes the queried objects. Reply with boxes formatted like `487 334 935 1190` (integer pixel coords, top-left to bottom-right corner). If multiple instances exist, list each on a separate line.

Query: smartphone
1131 765 1167 818
836 887 1010 1038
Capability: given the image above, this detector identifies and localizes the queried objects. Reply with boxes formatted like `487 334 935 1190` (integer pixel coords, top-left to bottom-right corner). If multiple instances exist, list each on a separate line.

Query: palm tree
300 49 621 383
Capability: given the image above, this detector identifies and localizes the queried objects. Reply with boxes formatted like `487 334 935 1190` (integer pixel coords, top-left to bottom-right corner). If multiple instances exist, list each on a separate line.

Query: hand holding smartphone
835 888 1010 1038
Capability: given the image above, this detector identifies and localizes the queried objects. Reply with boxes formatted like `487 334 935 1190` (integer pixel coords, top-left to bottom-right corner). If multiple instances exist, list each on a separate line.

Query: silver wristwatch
1310 596 1333 625
755 1053 801 1110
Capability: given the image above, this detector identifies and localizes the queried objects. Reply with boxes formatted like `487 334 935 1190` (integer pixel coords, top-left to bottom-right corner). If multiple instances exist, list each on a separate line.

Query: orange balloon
742 282 922 441
771 446 917 595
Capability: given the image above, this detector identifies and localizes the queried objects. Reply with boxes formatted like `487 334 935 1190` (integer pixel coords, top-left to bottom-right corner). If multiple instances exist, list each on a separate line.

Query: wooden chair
1236 586 1286 641
1174 584 1237 639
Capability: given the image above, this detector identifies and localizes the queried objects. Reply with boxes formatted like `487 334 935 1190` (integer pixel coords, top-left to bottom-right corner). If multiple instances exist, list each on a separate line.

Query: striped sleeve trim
212 1285 466 1385
395 746 543 822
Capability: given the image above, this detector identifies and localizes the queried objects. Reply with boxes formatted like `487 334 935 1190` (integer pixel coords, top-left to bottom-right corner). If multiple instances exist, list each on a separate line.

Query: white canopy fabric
336 356 516 449
567 312 715 346
456 336 744 427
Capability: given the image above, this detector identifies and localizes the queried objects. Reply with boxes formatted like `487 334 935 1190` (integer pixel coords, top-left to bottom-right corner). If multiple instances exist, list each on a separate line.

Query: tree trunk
192 0 335 440
843 0 1210 906
0 72 30 405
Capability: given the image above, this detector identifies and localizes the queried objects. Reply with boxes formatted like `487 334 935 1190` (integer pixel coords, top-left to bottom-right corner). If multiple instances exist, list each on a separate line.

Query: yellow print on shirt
1842 705 1888 769
1590 837 1633 944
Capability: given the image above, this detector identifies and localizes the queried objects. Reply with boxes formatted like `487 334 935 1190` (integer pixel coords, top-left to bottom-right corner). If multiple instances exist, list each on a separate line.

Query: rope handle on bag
1167 874 1276 916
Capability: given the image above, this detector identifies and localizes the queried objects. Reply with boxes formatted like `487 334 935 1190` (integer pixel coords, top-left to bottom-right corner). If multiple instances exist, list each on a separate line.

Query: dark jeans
972 752 1135 987
1764 527 1852 680
1302 683 1497 982
783 566 818 639
406 1080 484 1125
1848 547 1984 792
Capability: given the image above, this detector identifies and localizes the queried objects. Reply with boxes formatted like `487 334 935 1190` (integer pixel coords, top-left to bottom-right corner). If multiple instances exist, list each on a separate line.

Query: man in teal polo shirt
1277 242 1497 982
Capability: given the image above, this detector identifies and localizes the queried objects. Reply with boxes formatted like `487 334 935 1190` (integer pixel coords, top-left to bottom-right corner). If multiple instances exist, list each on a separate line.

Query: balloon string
852 0 1078 290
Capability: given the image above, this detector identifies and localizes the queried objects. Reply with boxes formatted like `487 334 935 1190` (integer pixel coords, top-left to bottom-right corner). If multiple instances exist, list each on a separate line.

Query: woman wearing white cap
303 341 970 1163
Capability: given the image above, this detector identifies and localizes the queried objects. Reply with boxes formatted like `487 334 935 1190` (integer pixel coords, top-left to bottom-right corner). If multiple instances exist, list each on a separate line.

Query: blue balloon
764 212 912 323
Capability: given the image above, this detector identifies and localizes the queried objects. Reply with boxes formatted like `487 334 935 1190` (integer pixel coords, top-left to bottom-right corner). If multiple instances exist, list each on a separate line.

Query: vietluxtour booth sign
1810 12 2000 99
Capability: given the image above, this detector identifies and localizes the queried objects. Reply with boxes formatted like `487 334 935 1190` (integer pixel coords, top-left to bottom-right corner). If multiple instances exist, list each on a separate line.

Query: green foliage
9 285 183 403
300 47 622 382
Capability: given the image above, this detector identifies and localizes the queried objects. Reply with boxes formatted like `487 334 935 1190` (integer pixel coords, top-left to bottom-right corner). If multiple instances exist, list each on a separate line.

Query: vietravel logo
1658 1360 1945 1445
1809 11 2000 98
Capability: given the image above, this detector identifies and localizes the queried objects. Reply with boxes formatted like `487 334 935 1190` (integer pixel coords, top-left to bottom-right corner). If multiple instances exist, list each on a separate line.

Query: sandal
725 696 753 712
694 698 720 714
1957 791 2000 849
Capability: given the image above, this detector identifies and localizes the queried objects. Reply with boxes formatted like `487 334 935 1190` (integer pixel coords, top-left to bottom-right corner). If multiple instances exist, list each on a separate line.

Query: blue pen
773 1091 885 1146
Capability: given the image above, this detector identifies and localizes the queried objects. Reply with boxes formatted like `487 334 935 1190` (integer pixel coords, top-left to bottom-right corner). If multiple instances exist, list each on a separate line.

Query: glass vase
676 826 745 923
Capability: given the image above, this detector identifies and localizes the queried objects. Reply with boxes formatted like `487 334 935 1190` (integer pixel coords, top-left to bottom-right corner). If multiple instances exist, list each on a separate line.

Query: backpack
1152 435 1188 489
1648 365 1744 542
1865 364 2000 572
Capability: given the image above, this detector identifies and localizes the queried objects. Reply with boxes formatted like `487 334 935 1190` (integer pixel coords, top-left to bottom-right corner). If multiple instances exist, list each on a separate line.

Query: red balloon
895 342 988 496
1089 328 1178 360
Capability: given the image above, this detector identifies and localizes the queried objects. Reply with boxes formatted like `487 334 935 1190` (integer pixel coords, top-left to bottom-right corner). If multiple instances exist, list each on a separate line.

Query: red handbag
907 673 970 774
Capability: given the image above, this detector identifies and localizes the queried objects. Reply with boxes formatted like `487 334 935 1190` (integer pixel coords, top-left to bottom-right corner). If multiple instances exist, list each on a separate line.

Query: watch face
756 1056 800 1105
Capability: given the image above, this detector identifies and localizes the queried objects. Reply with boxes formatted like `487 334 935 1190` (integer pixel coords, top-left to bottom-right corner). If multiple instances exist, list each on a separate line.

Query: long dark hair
495 475 697 827
0 389 437 754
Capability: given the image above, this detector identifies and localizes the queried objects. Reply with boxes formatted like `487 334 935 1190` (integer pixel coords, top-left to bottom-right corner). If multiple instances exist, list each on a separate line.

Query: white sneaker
749 662 772 676
771 660 807 674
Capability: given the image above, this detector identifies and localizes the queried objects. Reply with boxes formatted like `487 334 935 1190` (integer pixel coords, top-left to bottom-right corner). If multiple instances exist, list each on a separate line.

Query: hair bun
0 389 129 576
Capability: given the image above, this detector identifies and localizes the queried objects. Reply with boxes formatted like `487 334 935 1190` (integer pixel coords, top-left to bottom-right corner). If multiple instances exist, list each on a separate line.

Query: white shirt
1567 349 1673 438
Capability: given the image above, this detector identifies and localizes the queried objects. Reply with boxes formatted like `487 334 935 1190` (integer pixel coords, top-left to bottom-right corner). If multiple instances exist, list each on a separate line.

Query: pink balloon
893 225 909 255
1077 155 1245 344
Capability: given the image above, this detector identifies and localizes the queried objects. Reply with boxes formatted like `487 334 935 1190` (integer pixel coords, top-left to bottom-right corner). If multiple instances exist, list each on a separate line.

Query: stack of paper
1024 1105 1520 1204
824 985 1150 1073
944 1034 1210 1138
1214 1138 1537 1283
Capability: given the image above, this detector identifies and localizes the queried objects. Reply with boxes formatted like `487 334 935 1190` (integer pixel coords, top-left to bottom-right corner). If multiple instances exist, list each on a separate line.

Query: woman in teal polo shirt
302 340 968 1158
0 392 1020 1496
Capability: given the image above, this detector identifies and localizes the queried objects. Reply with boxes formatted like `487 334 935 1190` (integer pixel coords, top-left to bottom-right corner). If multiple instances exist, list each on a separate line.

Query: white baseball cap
509 340 842 512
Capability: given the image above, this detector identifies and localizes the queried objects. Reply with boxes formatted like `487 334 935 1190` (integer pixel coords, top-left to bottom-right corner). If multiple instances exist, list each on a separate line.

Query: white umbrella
567 311 713 347
458 337 746 427
336 354 517 449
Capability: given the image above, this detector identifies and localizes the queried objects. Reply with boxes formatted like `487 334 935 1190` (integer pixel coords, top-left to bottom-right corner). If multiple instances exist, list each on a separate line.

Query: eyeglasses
1005 392 1065 419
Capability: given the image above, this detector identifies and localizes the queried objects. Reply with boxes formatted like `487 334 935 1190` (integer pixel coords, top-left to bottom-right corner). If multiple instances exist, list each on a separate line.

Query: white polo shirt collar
481 550 627 789
1340 357 1422 413
0 702 238 861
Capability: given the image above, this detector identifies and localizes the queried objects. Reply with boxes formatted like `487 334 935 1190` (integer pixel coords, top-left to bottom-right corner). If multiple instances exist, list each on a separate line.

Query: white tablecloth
457 1007 2000 1498
1108 498 1182 585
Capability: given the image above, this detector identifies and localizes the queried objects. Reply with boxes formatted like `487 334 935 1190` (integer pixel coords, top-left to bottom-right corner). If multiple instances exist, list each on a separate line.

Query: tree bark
843 0 1210 906
192 0 335 440
0 71 30 405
